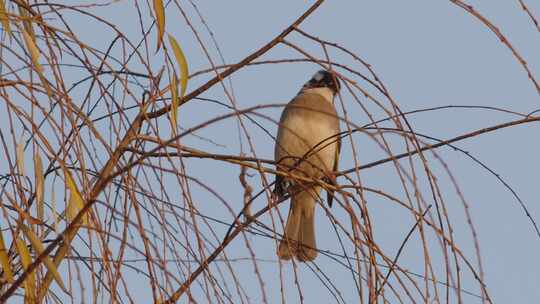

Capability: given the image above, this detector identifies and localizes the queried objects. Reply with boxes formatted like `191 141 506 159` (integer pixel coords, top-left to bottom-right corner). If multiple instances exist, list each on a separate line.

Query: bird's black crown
303 70 341 94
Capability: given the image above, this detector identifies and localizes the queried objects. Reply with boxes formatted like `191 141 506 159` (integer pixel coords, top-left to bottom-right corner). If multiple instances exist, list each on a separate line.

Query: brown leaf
153 0 165 51
170 72 179 132
34 152 44 221
16 140 25 175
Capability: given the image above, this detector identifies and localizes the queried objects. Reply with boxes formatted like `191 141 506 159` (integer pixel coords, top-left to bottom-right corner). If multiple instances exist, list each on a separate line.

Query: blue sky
3 0 540 303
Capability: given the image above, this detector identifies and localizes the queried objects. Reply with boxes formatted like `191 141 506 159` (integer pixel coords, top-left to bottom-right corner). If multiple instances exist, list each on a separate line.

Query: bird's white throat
302 87 334 103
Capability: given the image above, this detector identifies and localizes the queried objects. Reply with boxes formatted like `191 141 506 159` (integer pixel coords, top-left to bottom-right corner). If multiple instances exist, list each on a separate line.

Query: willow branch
0 0 326 300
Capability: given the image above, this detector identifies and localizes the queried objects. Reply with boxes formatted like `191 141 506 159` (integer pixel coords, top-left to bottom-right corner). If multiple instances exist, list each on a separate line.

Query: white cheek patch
313 71 324 81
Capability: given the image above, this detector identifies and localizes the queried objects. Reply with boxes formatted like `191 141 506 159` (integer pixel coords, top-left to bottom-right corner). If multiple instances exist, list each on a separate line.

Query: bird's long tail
277 188 319 261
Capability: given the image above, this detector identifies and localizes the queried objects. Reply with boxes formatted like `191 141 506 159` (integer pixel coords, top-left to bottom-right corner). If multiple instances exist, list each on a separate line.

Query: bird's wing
326 132 341 208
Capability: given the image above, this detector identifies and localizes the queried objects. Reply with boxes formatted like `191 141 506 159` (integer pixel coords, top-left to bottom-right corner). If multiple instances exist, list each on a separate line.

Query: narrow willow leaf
21 225 67 292
21 24 53 99
170 72 179 131
34 152 44 221
168 34 189 97
0 0 11 37
15 237 36 303
153 0 165 51
64 170 88 226
0 232 14 283
16 141 25 175
51 185 59 233
21 28 43 73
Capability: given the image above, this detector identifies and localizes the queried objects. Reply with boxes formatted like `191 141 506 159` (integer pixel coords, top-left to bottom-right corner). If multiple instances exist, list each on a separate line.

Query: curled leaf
21 224 67 292
168 34 189 97
153 0 165 51
0 231 14 283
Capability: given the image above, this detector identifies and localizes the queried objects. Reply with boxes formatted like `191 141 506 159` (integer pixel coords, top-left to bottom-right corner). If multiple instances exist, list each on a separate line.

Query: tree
0 0 539 303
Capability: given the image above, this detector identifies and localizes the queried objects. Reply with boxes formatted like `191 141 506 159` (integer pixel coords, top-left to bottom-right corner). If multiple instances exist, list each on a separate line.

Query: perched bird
274 70 341 261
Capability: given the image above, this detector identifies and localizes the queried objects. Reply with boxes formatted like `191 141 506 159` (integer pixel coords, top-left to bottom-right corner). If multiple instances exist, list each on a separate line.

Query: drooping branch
0 0 327 301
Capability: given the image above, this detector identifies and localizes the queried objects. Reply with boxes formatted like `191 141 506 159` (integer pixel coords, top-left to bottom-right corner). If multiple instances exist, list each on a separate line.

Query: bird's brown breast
275 93 340 181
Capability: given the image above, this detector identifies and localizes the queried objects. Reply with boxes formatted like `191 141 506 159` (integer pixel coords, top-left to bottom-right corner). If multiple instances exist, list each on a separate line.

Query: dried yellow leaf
170 72 179 131
21 224 67 292
153 0 165 51
0 0 11 38
20 23 53 99
16 141 25 175
21 28 43 73
168 34 189 97
34 152 44 221
15 237 36 303
64 170 88 226
0 231 14 283
67 192 86 225
18 10 53 99
15 237 32 269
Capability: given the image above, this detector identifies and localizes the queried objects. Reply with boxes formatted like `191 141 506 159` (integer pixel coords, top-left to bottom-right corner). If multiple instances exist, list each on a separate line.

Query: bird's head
302 70 341 95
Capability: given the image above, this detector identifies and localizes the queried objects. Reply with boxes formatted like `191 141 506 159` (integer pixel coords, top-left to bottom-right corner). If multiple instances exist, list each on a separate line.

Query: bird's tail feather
277 205 301 260
297 210 317 261
277 189 318 261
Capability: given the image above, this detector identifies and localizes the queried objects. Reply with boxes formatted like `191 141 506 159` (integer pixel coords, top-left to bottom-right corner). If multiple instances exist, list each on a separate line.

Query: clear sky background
3 0 539 303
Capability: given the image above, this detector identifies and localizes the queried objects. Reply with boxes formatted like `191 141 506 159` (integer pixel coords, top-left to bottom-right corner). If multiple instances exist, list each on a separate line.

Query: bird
274 69 341 262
